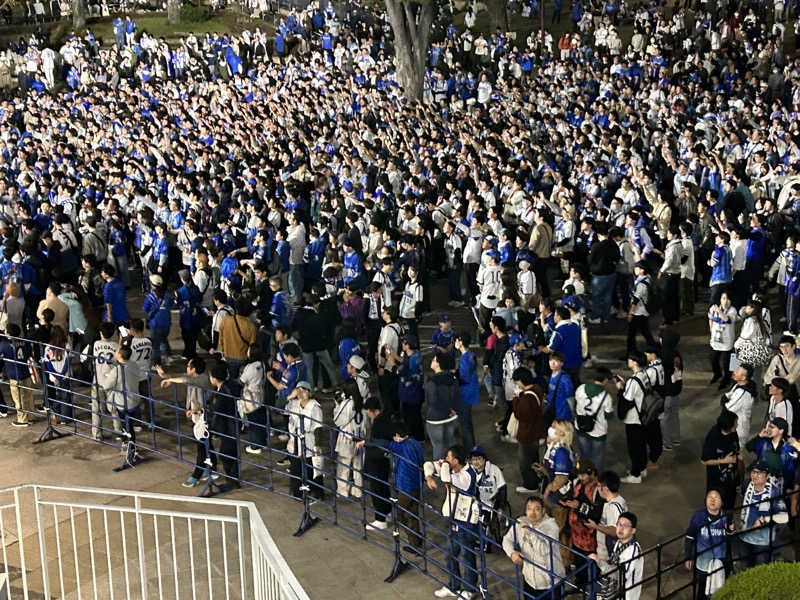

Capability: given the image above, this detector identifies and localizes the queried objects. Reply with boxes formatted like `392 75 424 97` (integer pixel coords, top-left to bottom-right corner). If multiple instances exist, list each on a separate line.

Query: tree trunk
384 0 434 101
167 0 181 25
72 0 86 28
486 0 508 33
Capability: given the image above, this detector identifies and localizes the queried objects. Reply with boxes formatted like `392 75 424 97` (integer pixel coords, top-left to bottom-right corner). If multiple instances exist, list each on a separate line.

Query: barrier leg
385 457 409 583
294 420 318 536
34 382 70 444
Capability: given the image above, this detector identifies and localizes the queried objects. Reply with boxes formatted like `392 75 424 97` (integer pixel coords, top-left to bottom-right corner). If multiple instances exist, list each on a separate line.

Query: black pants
523 581 562 599
192 439 217 478
518 443 541 490
645 418 663 463
625 424 647 477
290 454 323 499
181 327 198 359
365 320 381 370
627 314 655 352
379 371 399 415
402 402 424 442
662 273 680 324
215 433 240 483
710 349 732 383
464 263 479 305
366 458 391 522
534 258 552 298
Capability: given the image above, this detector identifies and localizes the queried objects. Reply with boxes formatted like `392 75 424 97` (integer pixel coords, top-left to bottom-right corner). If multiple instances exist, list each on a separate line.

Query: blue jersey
142 291 172 331
398 351 424 405
684 509 728 572
103 278 129 324
303 239 325 281
338 337 360 380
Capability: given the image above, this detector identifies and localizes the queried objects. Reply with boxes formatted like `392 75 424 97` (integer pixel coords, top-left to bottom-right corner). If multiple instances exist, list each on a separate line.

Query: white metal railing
0 484 309 600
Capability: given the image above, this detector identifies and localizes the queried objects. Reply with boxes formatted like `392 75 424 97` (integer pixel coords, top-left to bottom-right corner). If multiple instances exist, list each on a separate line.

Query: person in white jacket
332 380 367 498
502 496 565 597
589 511 644 600
239 347 266 455
722 364 756 446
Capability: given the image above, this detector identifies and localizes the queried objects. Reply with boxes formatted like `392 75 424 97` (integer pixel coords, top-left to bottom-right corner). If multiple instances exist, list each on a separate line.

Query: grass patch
48 7 274 46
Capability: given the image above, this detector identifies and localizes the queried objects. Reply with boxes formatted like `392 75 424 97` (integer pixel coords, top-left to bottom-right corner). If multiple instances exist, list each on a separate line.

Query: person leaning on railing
424 444 481 600
683 489 733 600
158 357 214 488
588 511 643 600
502 495 565 599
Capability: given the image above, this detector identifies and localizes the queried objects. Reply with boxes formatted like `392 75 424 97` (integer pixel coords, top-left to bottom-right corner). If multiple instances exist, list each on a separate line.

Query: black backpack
642 279 662 316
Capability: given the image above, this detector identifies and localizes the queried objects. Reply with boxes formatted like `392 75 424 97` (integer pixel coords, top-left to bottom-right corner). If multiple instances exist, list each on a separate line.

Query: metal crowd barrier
0 483 309 599
0 334 795 599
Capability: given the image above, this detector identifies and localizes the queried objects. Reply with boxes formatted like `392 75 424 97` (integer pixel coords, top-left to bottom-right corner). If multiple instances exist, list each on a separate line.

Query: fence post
655 543 662 600
198 388 224 497
294 413 318 536
587 557 597 600
384 454 410 583
477 517 488 600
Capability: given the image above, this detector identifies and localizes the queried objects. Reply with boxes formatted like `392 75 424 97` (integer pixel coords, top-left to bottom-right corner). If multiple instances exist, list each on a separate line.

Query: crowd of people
0 0 799 596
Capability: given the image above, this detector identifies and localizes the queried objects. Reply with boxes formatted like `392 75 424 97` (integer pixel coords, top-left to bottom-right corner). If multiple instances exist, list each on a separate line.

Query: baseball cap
149 274 164 287
439 315 450 323
469 445 487 458
487 249 501 261
403 334 419 349
296 380 312 391
750 460 771 473
509 333 528 346
348 355 366 370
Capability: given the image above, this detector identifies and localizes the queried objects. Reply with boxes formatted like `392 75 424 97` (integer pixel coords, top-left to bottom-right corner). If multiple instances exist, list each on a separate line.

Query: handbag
507 412 520 439
576 392 606 433
734 338 772 368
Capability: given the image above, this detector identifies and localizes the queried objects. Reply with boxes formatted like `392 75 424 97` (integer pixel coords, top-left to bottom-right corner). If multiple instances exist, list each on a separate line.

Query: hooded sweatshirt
425 371 460 423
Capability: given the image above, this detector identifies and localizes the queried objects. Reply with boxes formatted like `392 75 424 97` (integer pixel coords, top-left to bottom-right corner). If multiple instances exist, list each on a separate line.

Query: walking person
425 353 460 461
512 367 546 494
573 367 614 473
389 422 425 553
617 352 649 484
708 292 737 390
207 363 243 490
142 275 173 367
626 262 656 354
333 379 367 498
455 332 479 451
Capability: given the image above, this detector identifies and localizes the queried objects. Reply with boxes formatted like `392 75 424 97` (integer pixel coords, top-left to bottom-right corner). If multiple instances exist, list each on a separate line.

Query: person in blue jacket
176 270 201 360
142 275 173 366
431 314 456 365
389 422 424 552
112 17 125 49
101 264 128 326
338 319 360 381
684 489 732 599
396 334 424 442
268 276 292 328
303 227 325 286
738 461 789 568
455 332 479 451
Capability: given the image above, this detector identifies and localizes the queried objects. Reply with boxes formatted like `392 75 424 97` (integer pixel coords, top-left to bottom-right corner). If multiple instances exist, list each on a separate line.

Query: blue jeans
288 265 304 302
426 419 458 460
448 524 478 592
591 273 616 320
577 432 607 474
455 403 475 452
302 350 338 389
150 328 171 366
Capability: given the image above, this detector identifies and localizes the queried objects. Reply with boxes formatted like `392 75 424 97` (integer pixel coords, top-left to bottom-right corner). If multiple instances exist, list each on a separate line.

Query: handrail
3 332 797 598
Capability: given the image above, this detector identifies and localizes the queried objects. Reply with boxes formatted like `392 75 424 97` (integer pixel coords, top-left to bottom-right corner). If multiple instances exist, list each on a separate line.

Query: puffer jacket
502 515 565 590
424 372 460 422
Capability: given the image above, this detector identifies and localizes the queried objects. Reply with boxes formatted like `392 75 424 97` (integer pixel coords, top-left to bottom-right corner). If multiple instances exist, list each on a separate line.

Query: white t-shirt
768 397 794 437
574 384 614 437
724 384 755 446
597 495 628 561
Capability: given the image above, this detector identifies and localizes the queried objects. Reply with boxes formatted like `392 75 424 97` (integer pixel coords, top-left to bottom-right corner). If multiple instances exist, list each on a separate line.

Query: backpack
629 377 664 425
641 279 662 316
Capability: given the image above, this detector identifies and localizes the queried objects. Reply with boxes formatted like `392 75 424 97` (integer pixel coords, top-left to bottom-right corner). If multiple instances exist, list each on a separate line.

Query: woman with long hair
42 325 73 423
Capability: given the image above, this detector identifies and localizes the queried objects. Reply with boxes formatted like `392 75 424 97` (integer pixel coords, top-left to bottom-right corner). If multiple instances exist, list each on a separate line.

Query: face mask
547 426 557 440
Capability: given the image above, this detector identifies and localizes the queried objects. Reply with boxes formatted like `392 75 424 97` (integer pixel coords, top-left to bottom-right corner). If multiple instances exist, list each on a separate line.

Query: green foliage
712 562 800 600
180 2 210 23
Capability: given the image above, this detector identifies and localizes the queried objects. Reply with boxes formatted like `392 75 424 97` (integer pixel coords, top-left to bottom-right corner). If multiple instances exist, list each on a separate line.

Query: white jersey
88 340 119 388
475 461 506 505
129 337 152 383
478 265 502 309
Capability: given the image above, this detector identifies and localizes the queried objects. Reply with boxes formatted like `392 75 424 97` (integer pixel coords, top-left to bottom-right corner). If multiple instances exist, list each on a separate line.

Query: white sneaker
515 486 537 493
366 519 388 530
620 474 642 484
277 434 289 442
245 446 262 455
458 593 474 600
434 587 458 598
641 469 648 478
500 435 518 444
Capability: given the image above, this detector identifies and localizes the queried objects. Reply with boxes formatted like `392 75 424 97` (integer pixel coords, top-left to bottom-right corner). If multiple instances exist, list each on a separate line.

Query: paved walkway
0 274 796 599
